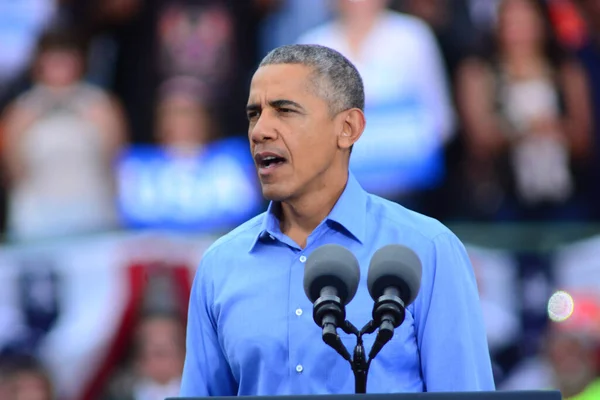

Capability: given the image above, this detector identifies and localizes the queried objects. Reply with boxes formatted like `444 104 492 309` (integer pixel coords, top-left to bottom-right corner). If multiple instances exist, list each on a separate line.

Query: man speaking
180 44 495 395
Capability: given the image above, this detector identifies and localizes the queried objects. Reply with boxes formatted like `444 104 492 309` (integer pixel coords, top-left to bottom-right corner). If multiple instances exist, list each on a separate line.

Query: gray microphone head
367 244 422 306
303 244 360 305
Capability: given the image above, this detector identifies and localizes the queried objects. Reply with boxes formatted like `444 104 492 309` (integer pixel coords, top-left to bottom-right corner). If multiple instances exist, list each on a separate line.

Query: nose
249 112 278 144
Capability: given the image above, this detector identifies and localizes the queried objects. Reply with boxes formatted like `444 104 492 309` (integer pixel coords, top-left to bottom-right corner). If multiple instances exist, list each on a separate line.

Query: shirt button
299 255 307 263
296 364 303 373
295 308 303 316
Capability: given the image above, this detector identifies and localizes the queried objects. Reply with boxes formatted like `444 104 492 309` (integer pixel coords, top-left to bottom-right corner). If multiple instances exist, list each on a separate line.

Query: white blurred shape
547 290 575 322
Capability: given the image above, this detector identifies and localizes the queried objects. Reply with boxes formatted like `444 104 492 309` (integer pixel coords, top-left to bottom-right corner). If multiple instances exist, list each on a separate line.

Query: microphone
366 244 422 359
304 244 360 361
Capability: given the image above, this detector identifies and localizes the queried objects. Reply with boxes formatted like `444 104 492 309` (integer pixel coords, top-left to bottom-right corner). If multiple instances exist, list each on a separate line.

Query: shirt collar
248 172 367 252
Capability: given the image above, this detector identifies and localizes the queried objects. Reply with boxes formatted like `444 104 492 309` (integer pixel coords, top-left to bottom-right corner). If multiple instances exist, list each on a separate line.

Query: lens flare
547 290 575 322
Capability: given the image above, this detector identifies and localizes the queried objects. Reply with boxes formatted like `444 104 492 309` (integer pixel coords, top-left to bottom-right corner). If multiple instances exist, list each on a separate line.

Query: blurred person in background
297 0 455 217
0 354 54 400
500 292 600 398
154 0 280 140
0 0 60 234
58 0 280 143
0 27 128 242
116 74 262 232
155 78 217 155
0 0 58 109
395 0 482 220
455 0 593 221
395 0 479 81
571 0 600 220
259 0 332 57
544 293 600 399
104 312 185 400
56 0 153 145
155 1 235 107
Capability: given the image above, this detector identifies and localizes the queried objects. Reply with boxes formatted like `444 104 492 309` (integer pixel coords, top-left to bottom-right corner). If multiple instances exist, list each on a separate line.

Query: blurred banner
0 232 213 400
0 231 598 400
116 137 263 232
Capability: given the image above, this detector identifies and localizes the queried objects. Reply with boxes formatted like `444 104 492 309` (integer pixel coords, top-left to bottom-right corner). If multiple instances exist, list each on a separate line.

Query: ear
337 108 366 151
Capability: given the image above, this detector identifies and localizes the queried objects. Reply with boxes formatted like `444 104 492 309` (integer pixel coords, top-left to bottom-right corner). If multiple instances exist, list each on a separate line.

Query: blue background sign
116 137 264 232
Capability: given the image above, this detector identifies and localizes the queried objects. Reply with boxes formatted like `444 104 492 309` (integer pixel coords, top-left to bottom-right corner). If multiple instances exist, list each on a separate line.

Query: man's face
247 64 343 202
546 333 598 391
157 95 210 150
136 318 185 385
9 372 52 400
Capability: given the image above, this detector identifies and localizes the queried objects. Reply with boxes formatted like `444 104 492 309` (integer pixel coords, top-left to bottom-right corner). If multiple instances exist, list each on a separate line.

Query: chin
261 190 288 202
261 184 293 202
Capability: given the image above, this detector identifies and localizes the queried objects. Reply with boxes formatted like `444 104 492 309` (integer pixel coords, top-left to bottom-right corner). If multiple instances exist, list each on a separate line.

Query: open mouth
256 154 287 169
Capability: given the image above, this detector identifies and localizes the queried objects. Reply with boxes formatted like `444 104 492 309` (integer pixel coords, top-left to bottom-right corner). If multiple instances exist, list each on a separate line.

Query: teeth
264 156 276 161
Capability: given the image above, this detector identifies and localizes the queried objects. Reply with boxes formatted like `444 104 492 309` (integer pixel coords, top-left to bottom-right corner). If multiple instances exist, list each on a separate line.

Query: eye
278 108 294 115
247 111 260 121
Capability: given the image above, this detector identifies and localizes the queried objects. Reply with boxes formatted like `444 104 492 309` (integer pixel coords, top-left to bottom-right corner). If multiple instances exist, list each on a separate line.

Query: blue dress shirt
181 173 495 396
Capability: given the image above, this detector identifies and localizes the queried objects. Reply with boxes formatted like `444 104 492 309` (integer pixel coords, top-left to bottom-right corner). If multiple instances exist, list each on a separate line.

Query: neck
164 142 204 156
500 49 546 75
340 11 382 52
342 11 380 30
279 170 348 248
40 82 77 94
501 45 544 63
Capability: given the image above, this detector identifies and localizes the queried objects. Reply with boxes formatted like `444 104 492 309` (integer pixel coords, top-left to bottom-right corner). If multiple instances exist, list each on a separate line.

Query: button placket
289 250 307 390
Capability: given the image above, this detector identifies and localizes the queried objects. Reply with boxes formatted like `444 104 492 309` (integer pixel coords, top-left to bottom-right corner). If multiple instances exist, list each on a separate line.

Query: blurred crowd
0 0 599 399
1 0 600 242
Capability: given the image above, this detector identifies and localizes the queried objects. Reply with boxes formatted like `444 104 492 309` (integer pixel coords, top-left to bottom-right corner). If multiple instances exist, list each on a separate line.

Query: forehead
248 64 316 103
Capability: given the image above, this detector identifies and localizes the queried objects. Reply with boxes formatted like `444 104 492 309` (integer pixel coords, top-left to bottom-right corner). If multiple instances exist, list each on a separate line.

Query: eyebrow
246 99 306 114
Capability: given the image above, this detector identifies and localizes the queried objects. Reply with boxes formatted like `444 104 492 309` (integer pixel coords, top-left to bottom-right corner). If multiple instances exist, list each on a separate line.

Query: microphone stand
316 292 406 394
340 321 369 394
351 329 369 393
338 320 387 394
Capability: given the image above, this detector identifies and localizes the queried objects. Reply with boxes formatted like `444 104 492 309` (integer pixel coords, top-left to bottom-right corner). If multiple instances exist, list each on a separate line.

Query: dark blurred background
0 0 599 399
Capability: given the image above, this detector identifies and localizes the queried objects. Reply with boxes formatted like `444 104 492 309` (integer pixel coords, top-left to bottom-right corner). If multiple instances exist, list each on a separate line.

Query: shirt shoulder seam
203 218 264 260
377 212 451 246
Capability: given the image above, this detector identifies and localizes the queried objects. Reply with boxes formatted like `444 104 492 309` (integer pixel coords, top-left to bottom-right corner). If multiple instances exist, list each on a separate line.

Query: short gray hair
259 44 365 116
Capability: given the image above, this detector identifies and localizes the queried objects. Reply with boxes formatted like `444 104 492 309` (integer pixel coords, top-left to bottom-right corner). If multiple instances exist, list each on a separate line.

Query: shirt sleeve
180 255 237 396
414 232 496 391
